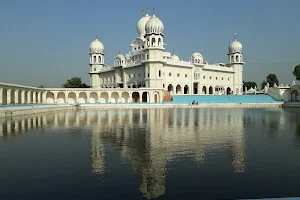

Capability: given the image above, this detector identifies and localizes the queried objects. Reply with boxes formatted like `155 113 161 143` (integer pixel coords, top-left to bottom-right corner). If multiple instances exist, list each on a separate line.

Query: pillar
33 92 36 103
7 89 11 105
27 91 31 104
37 92 41 103
21 90 25 104
15 90 19 104
0 88 3 105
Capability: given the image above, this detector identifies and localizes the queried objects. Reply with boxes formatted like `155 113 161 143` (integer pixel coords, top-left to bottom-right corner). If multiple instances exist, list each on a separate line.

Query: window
93 56 96 62
147 54 149 59
228 78 230 81
159 70 161 77
98 56 101 63
177 73 180 77
148 73 150 78
94 68 96 71
185 74 187 78
169 72 172 76
203 76 205 79
210 76 212 80
216 77 218 80
222 77 224 80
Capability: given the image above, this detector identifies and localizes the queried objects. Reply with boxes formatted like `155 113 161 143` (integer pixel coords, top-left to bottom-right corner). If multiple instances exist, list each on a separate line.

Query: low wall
0 106 71 118
282 102 300 108
0 102 284 118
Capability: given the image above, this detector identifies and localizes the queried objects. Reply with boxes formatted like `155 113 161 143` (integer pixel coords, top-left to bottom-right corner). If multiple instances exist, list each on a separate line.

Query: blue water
172 95 279 104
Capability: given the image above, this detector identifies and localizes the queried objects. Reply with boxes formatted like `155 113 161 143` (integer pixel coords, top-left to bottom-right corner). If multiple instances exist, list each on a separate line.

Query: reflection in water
1 108 300 199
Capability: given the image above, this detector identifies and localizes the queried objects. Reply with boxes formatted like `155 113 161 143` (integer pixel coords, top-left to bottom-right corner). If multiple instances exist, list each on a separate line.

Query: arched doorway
1 88 7 105
202 86 206 95
153 92 159 103
226 87 231 95
193 83 198 94
111 92 119 103
57 92 66 104
90 92 98 103
100 92 109 103
79 92 87 103
291 90 299 101
176 85 182 94
46 92 55 104
121 92 130 103
168 84 174 95
142 92 148 102
184 85 189 94
67 92 76 104
209 86 213 94
132 92 140 102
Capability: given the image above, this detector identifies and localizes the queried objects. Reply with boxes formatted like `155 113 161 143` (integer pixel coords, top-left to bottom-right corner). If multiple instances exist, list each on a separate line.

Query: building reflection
0 108 250 199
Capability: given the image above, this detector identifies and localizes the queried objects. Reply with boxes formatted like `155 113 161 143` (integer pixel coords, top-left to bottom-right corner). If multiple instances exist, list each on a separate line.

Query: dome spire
234 32 237 41
96 34 98 39
153 8 156 16
142 9 144 16
146 7 148 15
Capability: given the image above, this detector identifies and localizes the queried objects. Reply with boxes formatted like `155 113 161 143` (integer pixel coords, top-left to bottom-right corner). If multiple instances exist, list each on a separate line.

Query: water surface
0 108 300 199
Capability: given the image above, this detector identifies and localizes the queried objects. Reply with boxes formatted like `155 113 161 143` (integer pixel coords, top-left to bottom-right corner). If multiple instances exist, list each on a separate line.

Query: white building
89 8 245 97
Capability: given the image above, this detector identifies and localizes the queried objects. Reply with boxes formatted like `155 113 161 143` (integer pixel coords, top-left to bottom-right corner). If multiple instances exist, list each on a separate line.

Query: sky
0 0 300 87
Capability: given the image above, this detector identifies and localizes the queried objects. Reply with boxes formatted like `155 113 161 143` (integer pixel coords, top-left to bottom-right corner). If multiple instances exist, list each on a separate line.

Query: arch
151 38 156 47
93 56 96 63
10 89 15 104
176 85 182 94
57 92 66 104
132 92 140 102
202 86 207 94
67 92 76 104
193 83 198 94
168 84 174 95
90 92 98 103
111 92 119 103
121 92 130 103
236 55 239 62
184 85 189 94
46 92 55 104
153 92 160 103
100 92 109 103
79 92 87 103
142 92 149 102
158 38 161 46
1 88 7 105
98 56 101 63
209 86 213 94
226 87 231 95
291 90 299 101
231 55 234 63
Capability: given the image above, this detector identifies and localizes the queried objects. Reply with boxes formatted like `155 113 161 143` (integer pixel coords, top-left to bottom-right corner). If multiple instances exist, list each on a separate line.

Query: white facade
89 9 245 95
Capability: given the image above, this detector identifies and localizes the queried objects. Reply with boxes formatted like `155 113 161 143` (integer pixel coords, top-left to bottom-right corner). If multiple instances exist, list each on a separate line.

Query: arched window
147 39 150 47
158 38 161 46
231 55 234 62
98 56 101 63
236 55 239 62
151 38 156 47
93 56 96 63
159 70 161 77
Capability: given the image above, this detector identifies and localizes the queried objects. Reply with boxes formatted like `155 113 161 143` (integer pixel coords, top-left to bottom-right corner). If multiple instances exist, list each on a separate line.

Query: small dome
172 53 180 61
137 14 151 37
192 52 203 58
115 54 125 60
145 14 164 34
90 37 104 53
228 33 242 54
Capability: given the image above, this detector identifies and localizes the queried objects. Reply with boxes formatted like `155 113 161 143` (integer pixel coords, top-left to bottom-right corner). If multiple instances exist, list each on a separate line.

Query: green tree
37 85 44 88
261 80 267 90
293 65 300 80
266 74 279 87
62 77 89 88
243 81 257 91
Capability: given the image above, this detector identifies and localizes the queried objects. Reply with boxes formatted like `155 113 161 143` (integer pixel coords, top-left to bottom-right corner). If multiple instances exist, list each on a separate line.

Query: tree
37 85 44 88
243 81 257 91
261 80 267 90
62 77 89 88
293 65 300 80
266 74 279 87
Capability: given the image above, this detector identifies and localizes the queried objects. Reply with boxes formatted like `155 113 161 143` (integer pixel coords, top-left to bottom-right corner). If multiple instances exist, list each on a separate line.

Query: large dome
172 53 180 61
145 14 164 34
228 33 242 54
90 37 104 53
137 14 151 37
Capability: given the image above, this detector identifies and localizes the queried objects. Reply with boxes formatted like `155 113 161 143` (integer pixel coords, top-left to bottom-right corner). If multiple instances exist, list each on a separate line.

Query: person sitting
192 100 195 105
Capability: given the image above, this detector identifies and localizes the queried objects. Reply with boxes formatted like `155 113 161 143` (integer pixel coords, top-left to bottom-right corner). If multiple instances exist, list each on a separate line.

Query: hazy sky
1 0 300 87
